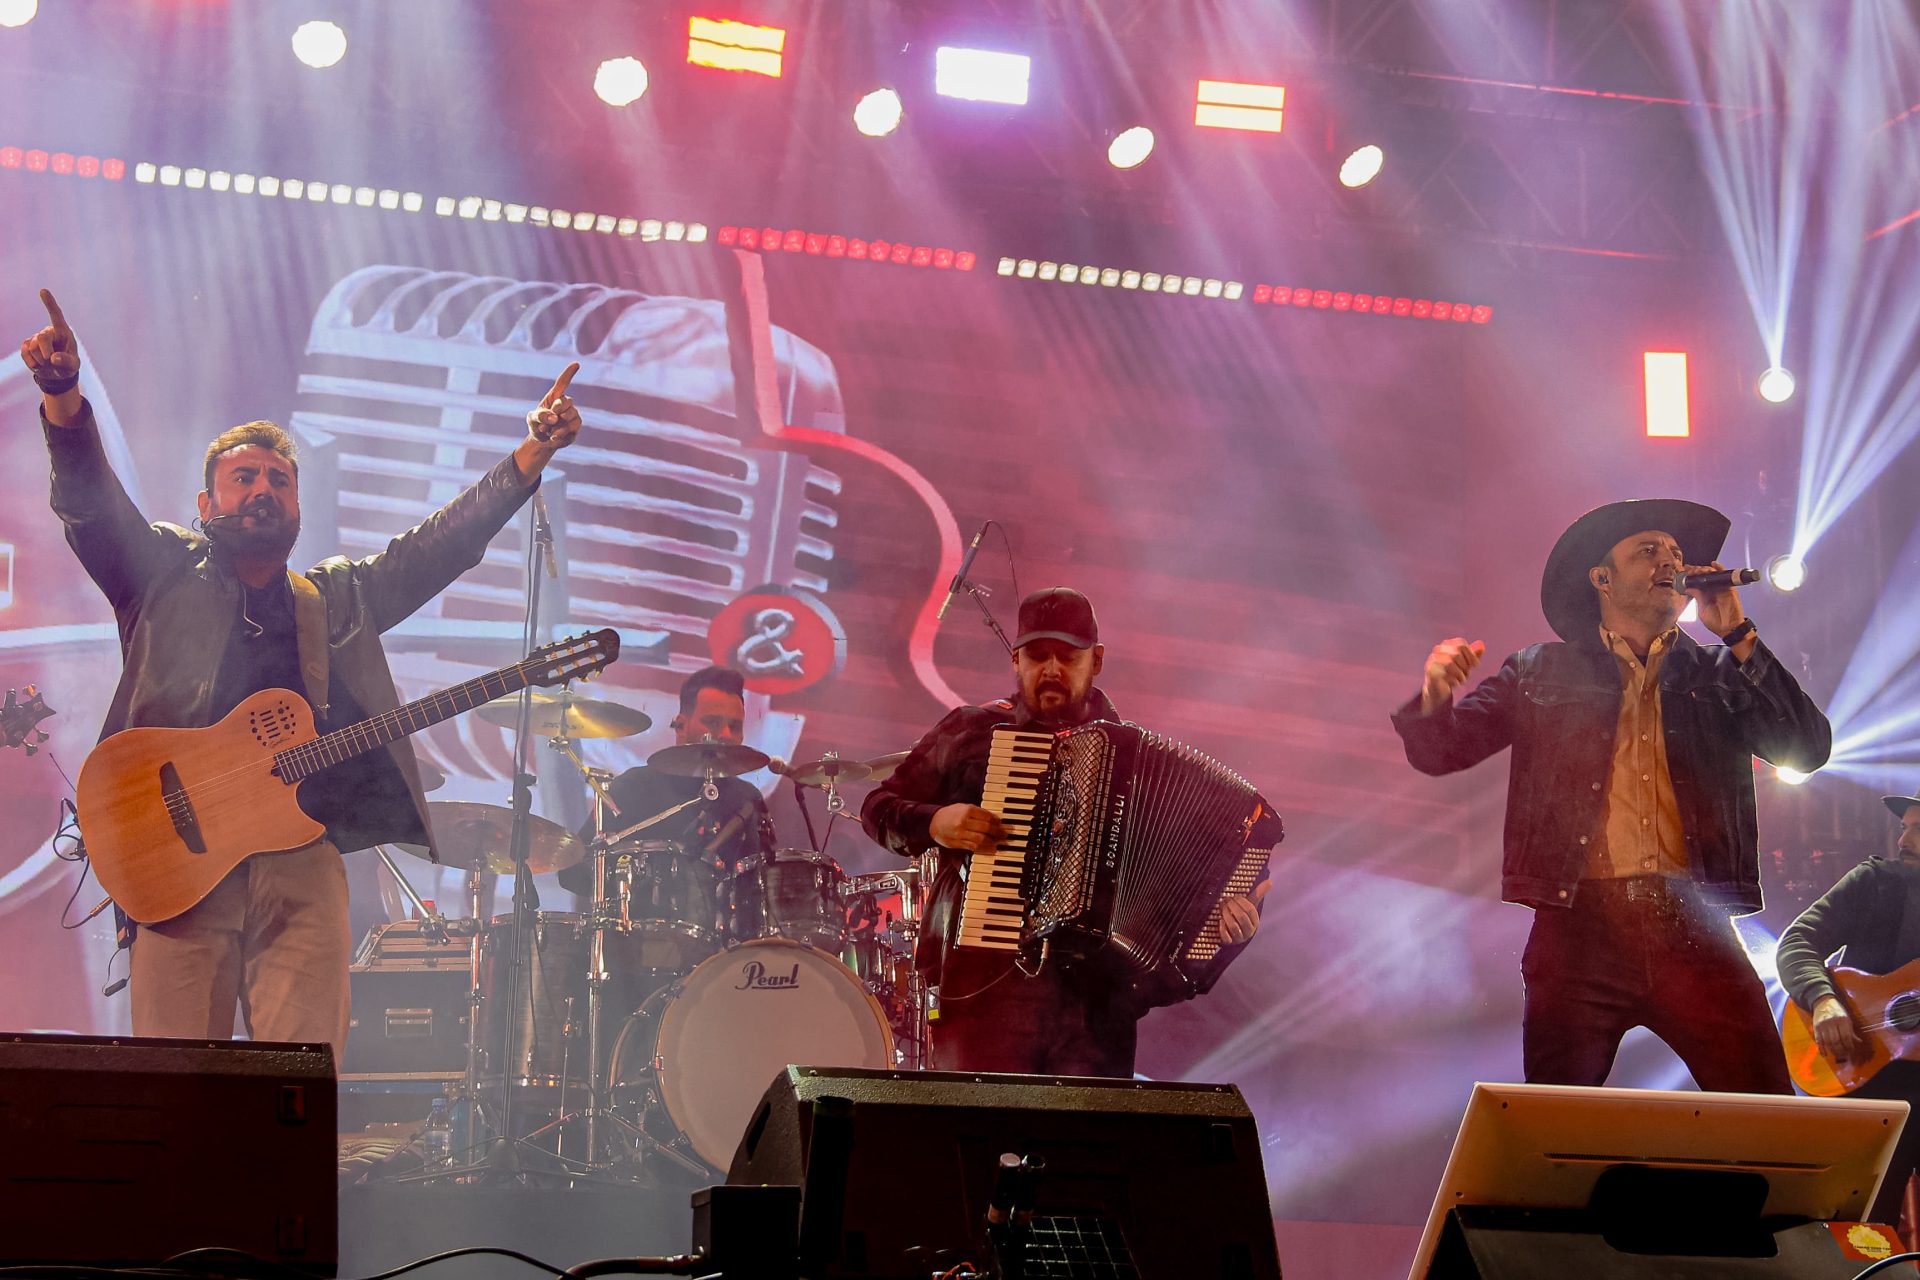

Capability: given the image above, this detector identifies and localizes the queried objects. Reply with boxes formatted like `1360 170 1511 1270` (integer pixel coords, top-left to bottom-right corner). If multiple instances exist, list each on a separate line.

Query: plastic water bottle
423 1096 453 1171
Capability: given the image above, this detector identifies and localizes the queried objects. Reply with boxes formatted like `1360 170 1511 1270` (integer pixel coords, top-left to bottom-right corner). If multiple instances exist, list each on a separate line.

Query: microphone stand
961 580 1014 657
487 498 551 1179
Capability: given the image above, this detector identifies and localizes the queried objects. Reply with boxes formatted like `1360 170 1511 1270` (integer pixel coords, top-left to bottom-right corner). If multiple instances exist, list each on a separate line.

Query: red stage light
687 17 786 78
25 149 46 172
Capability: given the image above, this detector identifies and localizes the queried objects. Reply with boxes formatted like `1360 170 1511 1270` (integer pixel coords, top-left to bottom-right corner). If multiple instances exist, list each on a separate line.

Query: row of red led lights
716 226 977 271
1253 284 1493 323
0 149 127 179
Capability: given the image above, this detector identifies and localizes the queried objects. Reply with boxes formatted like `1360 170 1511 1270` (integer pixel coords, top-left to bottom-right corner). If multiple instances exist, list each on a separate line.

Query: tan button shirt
1585 627 1689 880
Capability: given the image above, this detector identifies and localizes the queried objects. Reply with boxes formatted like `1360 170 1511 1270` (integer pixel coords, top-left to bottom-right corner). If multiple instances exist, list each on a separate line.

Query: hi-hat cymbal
416 760 447 793
403 801 584 875
783 754 875 787
475 690 652 740
649 738 771 778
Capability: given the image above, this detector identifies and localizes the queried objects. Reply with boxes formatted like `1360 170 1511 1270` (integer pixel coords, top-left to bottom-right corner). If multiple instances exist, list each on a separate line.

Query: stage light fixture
1195 79 1285 133
1757 365 1796 403
935 47 1031 105
687 16 785 77
290 20 347 70
1107 126 1154 169
0 0 38 29
1643 351 1691 438
1775 765 1813 786
595 56 650 107
854 88 903 137
1339 144 1384 188
1766 554 1808 593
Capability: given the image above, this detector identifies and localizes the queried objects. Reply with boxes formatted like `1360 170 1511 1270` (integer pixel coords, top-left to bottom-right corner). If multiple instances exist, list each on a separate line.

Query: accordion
960 721 1281 1006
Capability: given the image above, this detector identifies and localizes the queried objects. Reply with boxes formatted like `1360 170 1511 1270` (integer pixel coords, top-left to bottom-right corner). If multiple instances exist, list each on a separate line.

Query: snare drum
606 837 723 972
608 938 895 1171
730 848 847 951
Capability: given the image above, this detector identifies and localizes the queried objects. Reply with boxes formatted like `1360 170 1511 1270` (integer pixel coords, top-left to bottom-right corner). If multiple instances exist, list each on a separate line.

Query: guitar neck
275 663 537 783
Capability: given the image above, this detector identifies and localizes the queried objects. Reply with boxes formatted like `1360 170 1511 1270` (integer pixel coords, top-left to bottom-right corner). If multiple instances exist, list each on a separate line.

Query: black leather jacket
1392 629 1831 914
46 403 540 853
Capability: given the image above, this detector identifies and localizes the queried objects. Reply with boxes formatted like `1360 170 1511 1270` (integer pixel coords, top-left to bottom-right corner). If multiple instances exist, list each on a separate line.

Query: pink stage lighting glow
1643 351 1691 438
934 47 1032 106
1251 284 1493 325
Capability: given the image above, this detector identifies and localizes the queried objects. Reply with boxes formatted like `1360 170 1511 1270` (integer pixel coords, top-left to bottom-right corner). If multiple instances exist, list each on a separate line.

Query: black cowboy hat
1539 499 1730 643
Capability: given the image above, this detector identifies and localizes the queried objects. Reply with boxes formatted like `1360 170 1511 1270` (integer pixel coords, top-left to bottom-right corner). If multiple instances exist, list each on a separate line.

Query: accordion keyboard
956 728 1055 951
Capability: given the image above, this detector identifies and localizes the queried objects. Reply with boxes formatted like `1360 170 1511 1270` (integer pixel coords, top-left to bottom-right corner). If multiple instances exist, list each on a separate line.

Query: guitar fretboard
274 665 535 783
957 728 1054 951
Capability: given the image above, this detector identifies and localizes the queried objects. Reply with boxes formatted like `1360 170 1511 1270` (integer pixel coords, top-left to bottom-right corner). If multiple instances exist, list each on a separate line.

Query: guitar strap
288 572 330 719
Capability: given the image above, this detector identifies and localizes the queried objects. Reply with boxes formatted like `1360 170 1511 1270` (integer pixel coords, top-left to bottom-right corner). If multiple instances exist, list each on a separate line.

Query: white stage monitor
1408 1082 1909 1279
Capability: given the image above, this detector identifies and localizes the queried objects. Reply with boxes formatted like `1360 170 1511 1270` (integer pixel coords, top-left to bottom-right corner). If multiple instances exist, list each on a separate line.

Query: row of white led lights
128 163 707 241
999 258 1244 300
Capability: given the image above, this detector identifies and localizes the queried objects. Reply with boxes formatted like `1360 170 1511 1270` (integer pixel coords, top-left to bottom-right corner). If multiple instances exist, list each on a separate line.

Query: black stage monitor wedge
0 1033 337 1275
728 1066 1281 1280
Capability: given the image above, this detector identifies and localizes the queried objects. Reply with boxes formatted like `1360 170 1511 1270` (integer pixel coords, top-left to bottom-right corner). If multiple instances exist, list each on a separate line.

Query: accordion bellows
965 721 1282 1007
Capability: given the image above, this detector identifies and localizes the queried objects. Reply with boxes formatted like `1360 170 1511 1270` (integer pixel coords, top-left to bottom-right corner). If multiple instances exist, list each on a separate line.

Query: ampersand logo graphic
708 586 846 696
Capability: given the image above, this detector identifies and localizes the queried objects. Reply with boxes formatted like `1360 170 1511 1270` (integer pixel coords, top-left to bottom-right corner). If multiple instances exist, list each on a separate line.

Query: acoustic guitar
1780 957 1920 1096
77 629 618 924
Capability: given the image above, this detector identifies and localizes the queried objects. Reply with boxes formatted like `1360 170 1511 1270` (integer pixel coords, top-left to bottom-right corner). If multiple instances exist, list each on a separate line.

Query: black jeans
1520 876 1791 1094
931 952 1139 1077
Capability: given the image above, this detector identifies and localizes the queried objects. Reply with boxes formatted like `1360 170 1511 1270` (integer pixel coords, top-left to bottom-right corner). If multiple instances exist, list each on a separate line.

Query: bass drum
609 937 895 1172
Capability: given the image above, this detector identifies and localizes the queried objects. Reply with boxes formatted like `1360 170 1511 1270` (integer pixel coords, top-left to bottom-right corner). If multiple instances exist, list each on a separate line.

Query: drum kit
370 686 932 1181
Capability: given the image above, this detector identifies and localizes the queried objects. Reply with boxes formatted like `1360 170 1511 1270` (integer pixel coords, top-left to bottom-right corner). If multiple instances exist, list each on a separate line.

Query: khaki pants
129 840 351 1070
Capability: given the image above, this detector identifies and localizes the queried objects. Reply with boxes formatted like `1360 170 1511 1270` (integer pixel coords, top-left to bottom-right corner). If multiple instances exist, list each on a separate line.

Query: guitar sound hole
1888 994 1920 1032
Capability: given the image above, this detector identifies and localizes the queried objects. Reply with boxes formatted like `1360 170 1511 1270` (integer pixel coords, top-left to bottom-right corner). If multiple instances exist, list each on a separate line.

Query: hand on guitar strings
1812 994 1867 1064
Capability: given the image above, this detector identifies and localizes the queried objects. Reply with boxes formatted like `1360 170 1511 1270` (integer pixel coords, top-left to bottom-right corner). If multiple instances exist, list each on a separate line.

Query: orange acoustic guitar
1780 958 1920 1096
77 629 618 924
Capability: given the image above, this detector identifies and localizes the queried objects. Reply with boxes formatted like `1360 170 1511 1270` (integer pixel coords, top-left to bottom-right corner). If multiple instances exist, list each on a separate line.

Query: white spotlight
290 20 347 70
854 87 903 137
1757 365 1796 404
0 0 38 30
594 56 650 107
934 46 1031 106
1339 143 1385 188
1765 554 1808 593
1107 126 1155 169
1775 765 1813 786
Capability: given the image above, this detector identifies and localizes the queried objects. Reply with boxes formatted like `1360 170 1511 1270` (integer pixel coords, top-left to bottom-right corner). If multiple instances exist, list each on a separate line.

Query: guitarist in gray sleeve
19 287 583 1064
1776 788 1920 1225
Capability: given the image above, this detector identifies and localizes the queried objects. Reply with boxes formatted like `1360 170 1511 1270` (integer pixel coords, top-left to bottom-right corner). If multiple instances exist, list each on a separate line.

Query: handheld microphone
936 523 989 621
531 493 560 579
1674 567 1760 593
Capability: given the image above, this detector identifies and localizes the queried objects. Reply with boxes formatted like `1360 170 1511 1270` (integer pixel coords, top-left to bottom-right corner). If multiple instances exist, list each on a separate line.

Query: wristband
33 370 80 396
1717 618 1756 646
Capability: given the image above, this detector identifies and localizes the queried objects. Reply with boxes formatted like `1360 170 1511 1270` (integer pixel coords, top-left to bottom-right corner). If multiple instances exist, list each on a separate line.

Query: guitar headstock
2 685 54 756
526 629 621 687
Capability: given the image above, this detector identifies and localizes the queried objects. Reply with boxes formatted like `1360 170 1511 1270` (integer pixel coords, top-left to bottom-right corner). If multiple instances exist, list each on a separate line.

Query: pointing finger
543 361 580 406
39 288 69 332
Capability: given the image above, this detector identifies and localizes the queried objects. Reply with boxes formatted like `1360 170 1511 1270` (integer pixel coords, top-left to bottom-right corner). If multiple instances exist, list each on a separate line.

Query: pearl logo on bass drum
735 960 802 991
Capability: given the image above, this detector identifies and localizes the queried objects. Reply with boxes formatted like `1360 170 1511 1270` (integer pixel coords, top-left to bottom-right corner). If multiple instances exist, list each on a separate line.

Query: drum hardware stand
371 845 452 940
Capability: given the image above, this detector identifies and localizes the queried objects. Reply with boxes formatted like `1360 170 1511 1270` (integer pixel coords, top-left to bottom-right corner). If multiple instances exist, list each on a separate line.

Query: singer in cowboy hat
1392 498 1830 1092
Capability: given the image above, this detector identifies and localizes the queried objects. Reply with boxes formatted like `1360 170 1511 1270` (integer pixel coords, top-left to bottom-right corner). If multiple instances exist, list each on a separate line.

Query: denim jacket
1391 629 1831 914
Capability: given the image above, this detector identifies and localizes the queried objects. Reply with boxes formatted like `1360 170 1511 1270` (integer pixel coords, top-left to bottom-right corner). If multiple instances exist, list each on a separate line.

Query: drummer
557 665 773 911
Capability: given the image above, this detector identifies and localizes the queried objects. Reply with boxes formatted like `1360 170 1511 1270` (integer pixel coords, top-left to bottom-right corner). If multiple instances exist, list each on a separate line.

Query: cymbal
475 690 652 739
783 754 874 787
862 750 911 784
416 760 447 793
649 738 771 778
407 801 584 875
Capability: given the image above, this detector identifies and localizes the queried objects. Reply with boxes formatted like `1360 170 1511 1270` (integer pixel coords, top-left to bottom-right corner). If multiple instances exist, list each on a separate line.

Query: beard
207 505 300 562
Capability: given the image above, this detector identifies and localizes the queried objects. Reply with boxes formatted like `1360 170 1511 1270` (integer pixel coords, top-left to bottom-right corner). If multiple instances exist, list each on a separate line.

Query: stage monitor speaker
0 1033 336 1274
728 1066 1280 1280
